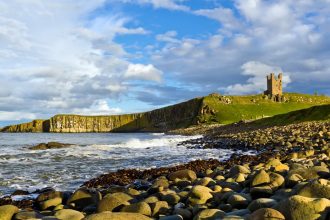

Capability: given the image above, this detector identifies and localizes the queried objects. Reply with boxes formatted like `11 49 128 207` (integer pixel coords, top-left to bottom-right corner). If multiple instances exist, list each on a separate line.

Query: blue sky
0 0 330 126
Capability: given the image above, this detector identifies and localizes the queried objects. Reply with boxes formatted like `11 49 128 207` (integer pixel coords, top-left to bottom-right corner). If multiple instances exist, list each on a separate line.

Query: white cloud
194 7 241 30
223 61 291 95
106 84 128 93
0 1 158 121
233 35 251 46
0 111 36 121
207 35 223 49
121 0 189 11
73 100 122 115
0 16 31 49
156 31 180 44
124 64 163 82
1 0 330 124
151 0 330 96
236 0 293 31
117 27 149 35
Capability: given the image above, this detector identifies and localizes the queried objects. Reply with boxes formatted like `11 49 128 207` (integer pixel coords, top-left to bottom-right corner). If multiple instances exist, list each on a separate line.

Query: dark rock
161 193 181 206
227 193 251 208
14 211 44 220
173 208 192 220
247 198 278 212
11 190 29 196
29 142 73 150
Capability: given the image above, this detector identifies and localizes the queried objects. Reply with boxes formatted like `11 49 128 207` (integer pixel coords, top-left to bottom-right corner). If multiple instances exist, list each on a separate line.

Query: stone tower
264 73 283 96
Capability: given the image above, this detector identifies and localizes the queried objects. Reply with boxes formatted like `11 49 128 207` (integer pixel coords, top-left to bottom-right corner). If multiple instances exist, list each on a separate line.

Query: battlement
264 73 283 96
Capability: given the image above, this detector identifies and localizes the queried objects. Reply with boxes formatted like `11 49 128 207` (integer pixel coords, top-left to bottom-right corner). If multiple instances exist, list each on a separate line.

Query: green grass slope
253 104 330 127
198 93 330 125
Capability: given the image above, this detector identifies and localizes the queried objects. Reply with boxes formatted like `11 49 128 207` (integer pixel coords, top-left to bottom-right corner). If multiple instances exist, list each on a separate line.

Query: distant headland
1 73 330 133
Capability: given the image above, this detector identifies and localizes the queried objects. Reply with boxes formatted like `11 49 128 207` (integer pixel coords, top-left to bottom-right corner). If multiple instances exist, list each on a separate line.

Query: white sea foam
62 134 202 159
90 134 202 149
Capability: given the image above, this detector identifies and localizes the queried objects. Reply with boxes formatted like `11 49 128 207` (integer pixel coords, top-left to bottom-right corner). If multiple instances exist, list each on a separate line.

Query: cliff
49 97 202 132
1 97 203 133
0 120 48 132
2 93 330 133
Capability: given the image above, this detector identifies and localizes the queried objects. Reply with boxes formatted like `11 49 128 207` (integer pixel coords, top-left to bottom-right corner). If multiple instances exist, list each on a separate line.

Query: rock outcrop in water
29 142 74 150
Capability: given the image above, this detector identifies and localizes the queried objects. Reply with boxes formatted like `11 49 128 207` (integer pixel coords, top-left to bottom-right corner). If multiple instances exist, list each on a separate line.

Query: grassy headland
199 93 330 125
1 93 330 132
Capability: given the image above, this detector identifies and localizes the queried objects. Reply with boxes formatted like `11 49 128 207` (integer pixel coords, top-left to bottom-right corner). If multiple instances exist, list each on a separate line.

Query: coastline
1 120 330 219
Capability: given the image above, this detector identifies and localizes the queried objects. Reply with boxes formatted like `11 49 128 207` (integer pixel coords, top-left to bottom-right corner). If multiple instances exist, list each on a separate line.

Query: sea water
0 133 252 195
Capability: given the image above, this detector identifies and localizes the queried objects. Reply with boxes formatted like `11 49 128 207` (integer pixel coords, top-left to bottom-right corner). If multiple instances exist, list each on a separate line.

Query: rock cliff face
1 98 203 133
0 120 49 132
50 98 202 132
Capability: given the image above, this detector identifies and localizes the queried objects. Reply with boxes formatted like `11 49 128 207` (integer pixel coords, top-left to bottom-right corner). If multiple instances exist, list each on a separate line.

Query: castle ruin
264 73 283 96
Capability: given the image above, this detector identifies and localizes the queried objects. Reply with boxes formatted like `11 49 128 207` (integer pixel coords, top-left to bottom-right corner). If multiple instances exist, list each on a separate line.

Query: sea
0 133 253 195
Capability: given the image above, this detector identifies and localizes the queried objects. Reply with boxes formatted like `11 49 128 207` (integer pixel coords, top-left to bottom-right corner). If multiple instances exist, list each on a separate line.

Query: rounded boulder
54 209 84 220
276 195 330 220
188 185 213 205
0 205 19 220
121 202 151 216
193 209 225 220
83 212 153 220
248 208 285 220
67 188 101 210
168 169 197 181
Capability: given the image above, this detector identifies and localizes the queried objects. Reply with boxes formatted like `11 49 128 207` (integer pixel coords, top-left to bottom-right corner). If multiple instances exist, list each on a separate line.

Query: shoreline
1 120 330 219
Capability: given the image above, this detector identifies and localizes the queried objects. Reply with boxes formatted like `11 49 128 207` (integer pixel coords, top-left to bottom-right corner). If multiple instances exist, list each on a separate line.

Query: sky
1 0 330 126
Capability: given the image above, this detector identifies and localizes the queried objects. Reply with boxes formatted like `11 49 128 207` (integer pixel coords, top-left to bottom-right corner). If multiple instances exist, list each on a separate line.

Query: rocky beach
1 119 329 220
1 0 330 219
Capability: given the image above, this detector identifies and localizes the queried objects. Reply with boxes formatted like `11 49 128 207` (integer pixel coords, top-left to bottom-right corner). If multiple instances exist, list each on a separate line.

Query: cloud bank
1 0 330 124
0 0 162 121
152 0 330 96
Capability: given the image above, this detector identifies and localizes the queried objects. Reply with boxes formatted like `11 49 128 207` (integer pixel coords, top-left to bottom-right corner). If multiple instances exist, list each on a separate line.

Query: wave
89 134 202 150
